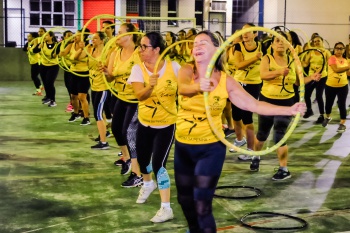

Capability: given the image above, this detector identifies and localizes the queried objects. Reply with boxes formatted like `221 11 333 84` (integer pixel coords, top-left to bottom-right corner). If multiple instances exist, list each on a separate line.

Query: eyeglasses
335 47 345 50
140 44 153 51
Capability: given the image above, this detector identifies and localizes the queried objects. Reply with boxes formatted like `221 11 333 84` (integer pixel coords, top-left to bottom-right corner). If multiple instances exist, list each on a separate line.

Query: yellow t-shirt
327 55 349 87
88 55 108 92
112 48 141 100
41 43 58 66
138 61 178 126
176 72 228 144
69 42 88 72
308 50 330 77
260 54 296 99
234 42 262 84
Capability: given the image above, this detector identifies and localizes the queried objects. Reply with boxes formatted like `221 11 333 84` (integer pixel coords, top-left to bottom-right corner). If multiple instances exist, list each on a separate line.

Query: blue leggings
174 141 226 233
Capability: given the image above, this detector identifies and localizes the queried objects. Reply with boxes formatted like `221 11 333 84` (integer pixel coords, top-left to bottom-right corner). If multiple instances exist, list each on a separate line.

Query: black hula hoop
240 211 308 231
298 48 326 76
214 185 262 199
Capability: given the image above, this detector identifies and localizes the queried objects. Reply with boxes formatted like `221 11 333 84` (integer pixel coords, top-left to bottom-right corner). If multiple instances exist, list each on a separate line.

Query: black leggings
304 77 327 114
174 141 226 233
136 123 174 188
231 83 261 124
112 99 138 158
325 85 348 119
31 63 41 89
64 70 72 100
40 65 59 101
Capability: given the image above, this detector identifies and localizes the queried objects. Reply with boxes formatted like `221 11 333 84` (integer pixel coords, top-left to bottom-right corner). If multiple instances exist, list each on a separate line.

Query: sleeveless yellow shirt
176 72 228 144
138 61 178 126
260 54 296 99
69 42 88 72
112 48 141 100
88 54 108 92
308 50 329 77
41 43 58 66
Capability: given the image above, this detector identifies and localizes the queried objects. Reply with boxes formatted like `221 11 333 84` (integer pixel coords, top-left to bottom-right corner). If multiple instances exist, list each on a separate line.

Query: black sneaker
121 172 143 188
314 115 324 124
322 117 332 127
80 118 91 126
272 169 291 181
48 100 57 107
224 128 235 138
121 159 131 175
337 124 346 133
250 157 260 171
114 158 125 166
94 131 112 142
303 109 314 119
91 141 110 150
42 98 51 104
68 113 81 122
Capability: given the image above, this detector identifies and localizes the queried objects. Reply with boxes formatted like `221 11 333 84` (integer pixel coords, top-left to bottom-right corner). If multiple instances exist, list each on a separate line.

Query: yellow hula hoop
40 27 68 65
205 26 305 156
82 14 124 60
154 39 194 116
100 31 145 103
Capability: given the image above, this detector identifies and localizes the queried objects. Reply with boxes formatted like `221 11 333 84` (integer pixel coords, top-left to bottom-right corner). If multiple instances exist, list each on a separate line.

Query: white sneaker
238 148 253 161
136 182 157 204
229 137 247 152
150 207 174 223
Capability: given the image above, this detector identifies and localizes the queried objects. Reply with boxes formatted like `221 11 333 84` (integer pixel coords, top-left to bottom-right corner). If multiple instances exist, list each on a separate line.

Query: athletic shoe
303 109 314 119
65 103 73 112
118 151 123 157
48 101 57 107
68 113 81 122
32 91 42 96
136 182 157 204
40 85 44 91
150 207 174 223
114 158 124 166
337 124 346 133
91 141 110 150
314 115 324 124
94 131 111 142
224 128 235 138
121 159 131 175
250 157 260 171
238 154 253 161
121 172 143 188
229 137 247 153
272 169 291 181
322 117 332 127
80 118 91 126
42 99 51 104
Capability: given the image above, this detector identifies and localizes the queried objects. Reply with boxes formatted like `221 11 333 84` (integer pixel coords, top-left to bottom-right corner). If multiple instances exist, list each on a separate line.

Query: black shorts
70 71 90 95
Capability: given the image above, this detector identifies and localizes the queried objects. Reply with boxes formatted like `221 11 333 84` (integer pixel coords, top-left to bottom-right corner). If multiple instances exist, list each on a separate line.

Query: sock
106 118 112 123
161 202 171 209
143 180 154 187
280 166 288 172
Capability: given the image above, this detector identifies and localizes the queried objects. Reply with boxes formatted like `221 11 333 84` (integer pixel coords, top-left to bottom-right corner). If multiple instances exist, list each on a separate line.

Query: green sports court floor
1 80 350 233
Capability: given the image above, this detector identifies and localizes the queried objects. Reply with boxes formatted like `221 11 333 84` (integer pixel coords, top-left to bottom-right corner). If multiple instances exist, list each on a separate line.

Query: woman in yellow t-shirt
129 32 180 223
175 30 309 233
322 42 350 132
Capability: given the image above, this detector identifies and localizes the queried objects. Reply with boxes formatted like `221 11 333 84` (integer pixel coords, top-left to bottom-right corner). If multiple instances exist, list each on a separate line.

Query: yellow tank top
27 43 40 65
309 50 328 77
261 54 296 99
69 42 88 72
112 48 141 100
176 72 228 144
88 55 108 92
234 42 262 84
138 61 178 126
226 46 237 76
41 43 58 66
327 56 349 87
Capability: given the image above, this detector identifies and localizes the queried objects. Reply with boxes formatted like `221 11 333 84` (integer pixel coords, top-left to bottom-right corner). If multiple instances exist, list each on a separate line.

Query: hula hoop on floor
100 31 145 103
153 39 194 116
204 26 305 156
213 185 262 199
240 211 308 230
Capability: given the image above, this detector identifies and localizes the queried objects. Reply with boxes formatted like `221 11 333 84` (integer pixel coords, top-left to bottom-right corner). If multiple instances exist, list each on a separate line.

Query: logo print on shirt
145 99 161 118
184 115 207 135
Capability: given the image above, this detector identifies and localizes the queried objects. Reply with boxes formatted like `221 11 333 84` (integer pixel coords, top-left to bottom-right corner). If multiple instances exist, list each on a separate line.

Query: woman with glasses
104 23 143 187
129 32 180 223
302 35 331 123
322 42 350 132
